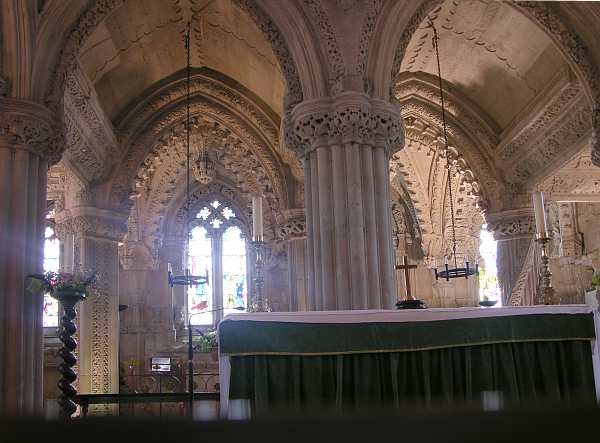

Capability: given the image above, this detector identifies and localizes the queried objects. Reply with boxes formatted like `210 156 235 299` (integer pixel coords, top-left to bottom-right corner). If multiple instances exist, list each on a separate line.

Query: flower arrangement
27 270 99 298
591 272 600 289
193 328 218 352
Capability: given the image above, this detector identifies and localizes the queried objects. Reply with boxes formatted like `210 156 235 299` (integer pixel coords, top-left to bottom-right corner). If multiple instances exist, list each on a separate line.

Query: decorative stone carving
278 217 307 241
111 94 288 217
0 98 63 164
509 2 600 168
301 0 345 90
231 0 302 109
499 84 582 162
55 213 127 243
45 0 125 110
510 98 592 184
291 93 404 157
390 0 442 92
486 210 535 241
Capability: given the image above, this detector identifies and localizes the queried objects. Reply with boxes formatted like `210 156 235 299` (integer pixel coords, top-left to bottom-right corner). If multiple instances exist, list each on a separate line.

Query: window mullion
212 232 224 326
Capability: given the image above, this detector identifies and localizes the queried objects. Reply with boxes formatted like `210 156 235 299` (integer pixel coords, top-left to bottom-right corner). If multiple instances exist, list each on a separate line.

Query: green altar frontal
218 307 599 417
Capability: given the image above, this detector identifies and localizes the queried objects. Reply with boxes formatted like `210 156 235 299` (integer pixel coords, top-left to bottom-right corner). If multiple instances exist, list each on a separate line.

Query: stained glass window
43 225 60 327
188 226 212 325
186 200 248 326
222 226 247 317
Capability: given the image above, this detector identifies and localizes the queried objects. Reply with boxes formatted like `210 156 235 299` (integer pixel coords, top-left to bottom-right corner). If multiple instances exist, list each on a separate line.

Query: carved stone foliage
537 148 600 198
55 214 127 243
498 84 582 162
291 93 405 157
62 67 118 182
0 98 63 164
512 2 600 167
486 210 535 241
509 97 591 184
111 95 287 214
277 218 306 242
389 0 442 94
128 118 281 252
301 0 344 91
45 0 125 110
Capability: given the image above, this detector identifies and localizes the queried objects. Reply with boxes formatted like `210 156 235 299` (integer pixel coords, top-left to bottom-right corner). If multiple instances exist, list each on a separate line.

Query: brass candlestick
535 233 559 305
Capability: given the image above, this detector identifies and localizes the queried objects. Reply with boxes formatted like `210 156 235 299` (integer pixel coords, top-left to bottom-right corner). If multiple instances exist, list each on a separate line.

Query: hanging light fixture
429 22 478 282
168 22 209 289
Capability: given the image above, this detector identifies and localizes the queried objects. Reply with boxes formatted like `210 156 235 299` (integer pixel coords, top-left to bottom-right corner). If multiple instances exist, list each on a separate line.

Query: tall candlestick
252 195 263 241
532 192 547 235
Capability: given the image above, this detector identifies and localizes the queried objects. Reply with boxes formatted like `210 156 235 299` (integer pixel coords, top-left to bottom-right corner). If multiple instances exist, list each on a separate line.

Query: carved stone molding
231 0 302 109
390 0 442 93
509 97 592 184
45 0 125 110
301 0 345 90
277 217 307 241
486 209 535 241
0 98 63 164
290 93 405 157
110 97 288 214
511 2 600 166
499 84 582 162
55 210 127 242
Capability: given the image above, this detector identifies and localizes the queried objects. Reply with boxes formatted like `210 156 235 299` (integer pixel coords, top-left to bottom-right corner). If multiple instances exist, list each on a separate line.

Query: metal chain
185 22 191 263
431 23 458 266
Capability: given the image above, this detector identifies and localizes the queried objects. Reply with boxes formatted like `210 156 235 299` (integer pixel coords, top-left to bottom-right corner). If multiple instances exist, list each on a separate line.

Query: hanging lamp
168 22 209 289
429 22 478 282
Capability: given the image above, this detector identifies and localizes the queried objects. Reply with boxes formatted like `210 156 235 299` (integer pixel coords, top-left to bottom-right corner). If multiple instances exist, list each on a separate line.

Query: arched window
43 222 60 327
187 200 248 326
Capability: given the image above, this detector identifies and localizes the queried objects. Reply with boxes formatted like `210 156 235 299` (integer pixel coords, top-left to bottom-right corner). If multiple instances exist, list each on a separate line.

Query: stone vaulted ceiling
78 0 286 120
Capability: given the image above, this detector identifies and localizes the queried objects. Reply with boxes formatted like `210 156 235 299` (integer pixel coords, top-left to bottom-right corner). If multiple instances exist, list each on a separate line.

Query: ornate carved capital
56 209 127 242
0 98 63 164
290 93 405 157
486 209 535 241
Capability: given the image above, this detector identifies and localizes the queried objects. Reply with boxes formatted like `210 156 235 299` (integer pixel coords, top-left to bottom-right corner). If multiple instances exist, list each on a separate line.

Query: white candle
444 255 448 265
252 195 263 241
167 262 172 273
531 192 547 234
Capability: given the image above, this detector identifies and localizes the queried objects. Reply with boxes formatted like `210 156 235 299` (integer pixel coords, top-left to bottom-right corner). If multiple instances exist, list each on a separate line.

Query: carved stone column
290 94 403 310
278 211 308 311
487 209 535 306
55 208 126 405
0 99 61 415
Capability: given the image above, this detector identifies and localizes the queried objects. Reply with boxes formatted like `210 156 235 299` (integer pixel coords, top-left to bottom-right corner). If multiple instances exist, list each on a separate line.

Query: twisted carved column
0 98 62 415
487 209 535 306
289 94 404 310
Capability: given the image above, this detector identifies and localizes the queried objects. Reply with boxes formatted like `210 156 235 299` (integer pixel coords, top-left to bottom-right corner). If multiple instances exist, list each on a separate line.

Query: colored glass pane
188 226 213 325
222 226 247 316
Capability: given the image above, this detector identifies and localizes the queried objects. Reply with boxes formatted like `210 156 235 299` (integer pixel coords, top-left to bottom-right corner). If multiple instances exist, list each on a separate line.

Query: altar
218 306 600 418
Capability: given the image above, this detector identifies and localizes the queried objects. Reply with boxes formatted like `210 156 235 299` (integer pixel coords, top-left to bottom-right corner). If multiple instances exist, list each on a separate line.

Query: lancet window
187 199 248 326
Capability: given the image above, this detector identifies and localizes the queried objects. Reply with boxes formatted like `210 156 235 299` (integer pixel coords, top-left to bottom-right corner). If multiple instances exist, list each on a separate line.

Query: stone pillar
278 212 308 311
0 99 61 415
163 236 186 335
487 209 535 306
55 208 126 402
290 94 403 310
